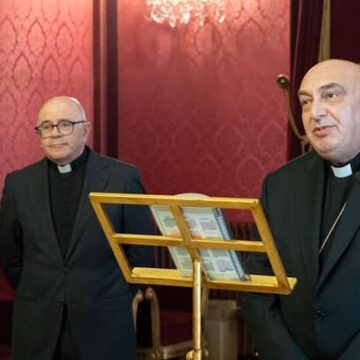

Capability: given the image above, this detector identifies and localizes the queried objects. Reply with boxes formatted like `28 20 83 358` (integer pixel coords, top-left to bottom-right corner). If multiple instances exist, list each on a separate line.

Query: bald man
241 59 360 360
0 96 154 360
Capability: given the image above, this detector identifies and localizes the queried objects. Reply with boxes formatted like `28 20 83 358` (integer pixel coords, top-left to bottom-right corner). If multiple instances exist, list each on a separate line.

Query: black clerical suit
0 148 154 360
241 150 360 360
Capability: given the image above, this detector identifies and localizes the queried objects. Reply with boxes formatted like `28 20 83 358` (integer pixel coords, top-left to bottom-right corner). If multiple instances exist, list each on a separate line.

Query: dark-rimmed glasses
35 119 86 138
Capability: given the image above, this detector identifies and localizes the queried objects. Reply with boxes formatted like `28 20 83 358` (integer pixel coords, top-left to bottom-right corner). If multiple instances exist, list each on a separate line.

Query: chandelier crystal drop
146 0 226 28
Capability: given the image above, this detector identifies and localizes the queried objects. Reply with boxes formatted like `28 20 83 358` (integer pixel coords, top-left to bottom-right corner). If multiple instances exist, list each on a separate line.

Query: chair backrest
134 285 209 360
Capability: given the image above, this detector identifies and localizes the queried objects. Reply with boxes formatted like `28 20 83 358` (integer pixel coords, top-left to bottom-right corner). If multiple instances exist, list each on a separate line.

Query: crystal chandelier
146 0 226 28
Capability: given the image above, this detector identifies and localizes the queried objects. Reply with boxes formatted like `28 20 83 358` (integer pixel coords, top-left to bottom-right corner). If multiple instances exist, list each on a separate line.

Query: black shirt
319 152 360 269
48 147 89 257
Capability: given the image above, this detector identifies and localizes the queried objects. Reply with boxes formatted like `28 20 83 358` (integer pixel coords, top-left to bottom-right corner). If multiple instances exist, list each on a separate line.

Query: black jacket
0 149 154 360
241 150 360 360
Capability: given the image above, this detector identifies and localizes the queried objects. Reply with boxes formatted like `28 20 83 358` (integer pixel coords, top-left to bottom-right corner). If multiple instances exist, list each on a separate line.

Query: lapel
65 150 110 261
28 159 63 262
294 152 325 289
318 172 360 287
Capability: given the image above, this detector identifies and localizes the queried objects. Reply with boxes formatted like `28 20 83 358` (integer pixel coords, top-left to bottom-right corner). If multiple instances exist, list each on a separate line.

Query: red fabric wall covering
117 0 290 209
0 0 93 194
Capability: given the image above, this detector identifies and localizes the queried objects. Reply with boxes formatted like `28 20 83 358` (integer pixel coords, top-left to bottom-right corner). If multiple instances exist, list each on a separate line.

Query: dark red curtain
93 0 119 157
331 0 360 62
288 0 324 159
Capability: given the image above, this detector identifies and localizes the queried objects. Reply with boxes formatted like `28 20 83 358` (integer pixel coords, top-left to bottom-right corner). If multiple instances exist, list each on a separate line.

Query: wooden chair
134 285 209 360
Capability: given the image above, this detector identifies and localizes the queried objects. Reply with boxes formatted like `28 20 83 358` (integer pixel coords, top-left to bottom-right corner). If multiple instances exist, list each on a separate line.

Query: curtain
288 0 325 159
331 0 360 62
93 0 119 157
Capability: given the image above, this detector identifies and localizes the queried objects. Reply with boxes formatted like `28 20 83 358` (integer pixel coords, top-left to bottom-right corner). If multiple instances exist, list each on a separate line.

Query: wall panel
0 0 93 192
118 0 290 209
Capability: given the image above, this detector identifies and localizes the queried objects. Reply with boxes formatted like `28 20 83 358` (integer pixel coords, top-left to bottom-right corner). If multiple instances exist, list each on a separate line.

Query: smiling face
36 96 90 165
298 59 360 164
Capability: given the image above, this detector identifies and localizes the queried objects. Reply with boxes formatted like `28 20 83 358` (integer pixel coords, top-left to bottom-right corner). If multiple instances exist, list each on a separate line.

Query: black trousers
53 307 81 360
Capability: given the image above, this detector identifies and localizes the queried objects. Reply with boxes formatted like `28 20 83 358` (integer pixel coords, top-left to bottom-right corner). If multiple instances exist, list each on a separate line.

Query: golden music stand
89 193 297 360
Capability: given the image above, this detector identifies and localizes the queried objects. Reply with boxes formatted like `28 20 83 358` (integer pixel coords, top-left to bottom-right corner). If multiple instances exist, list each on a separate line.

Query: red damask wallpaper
0 0 93 193
118 0 290 213
0 0 290 221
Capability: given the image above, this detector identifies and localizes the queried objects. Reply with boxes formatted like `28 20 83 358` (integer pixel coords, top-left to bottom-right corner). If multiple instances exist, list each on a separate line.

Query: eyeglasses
35 119 86 138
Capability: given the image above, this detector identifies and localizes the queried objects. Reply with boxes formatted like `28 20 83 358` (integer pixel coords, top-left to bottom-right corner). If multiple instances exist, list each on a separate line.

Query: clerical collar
51 147 89 174
57 163 72 173
330 163 352 178
329 152 360 178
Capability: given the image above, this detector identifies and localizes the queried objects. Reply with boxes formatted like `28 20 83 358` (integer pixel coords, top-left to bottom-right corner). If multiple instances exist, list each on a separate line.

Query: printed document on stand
150 193 248 280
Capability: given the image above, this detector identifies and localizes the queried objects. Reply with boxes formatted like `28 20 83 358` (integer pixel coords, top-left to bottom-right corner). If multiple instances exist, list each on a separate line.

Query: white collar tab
57 164 72 174
331 163 352 178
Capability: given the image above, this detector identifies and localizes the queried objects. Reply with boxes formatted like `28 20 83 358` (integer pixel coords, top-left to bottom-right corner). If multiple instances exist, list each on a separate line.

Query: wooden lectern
89 193 297 360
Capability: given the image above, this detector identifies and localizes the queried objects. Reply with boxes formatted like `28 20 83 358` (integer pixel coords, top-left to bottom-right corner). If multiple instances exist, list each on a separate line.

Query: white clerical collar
330 163 352 178
57 163 72 174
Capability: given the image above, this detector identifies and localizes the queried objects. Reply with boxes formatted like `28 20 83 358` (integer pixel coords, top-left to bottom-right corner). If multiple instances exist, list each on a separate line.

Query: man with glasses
0 96 154 360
